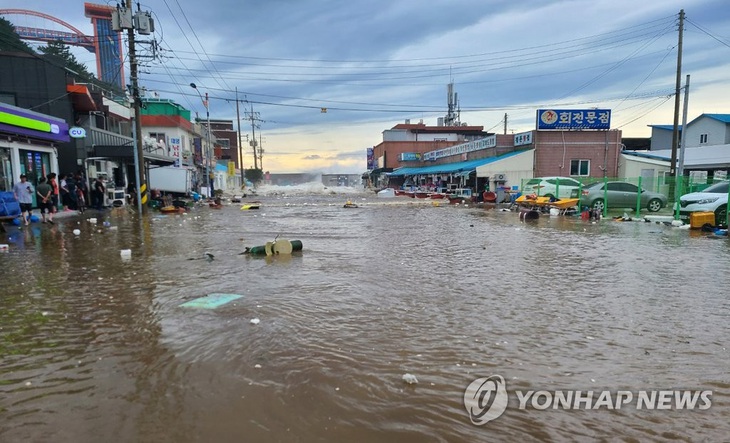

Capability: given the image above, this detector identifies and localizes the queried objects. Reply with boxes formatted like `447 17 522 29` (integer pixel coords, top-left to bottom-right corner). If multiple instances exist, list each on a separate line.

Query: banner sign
0 102 69 143
398 152 421 162
366 147 375 170
170 137 181 167
536 109 611 130
514 131 533 146
423 135 496 161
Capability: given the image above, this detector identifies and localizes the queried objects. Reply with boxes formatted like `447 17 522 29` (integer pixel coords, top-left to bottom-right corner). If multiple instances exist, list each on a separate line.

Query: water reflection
1 197 729 442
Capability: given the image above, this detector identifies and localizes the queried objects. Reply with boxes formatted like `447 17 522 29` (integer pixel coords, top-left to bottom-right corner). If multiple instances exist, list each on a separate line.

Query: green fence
518 176 729 225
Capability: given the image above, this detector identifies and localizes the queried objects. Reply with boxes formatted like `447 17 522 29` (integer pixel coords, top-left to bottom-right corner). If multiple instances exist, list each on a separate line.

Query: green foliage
0 17 34 52
37 39 125 97
245 168 264 183
37 40 94 79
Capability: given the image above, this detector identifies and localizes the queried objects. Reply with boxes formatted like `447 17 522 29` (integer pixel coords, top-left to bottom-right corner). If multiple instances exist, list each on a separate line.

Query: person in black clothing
93 177 106 210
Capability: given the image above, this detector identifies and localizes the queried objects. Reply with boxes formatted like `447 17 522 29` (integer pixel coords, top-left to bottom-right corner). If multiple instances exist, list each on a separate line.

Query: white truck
148 166 194 195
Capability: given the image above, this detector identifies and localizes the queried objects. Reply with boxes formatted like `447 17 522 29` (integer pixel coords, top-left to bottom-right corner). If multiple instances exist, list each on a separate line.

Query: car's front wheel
591 199 605 212
715 204 727 226
647 198 662 212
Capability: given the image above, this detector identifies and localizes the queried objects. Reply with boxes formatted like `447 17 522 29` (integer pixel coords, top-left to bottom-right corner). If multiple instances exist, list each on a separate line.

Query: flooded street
1 192 729 442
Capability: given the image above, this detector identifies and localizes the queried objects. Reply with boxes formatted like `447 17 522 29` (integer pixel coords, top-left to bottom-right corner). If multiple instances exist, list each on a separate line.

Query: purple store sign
0 102 70 144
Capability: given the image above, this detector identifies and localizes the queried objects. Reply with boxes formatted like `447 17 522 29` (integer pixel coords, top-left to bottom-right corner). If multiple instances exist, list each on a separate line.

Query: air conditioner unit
494 173 507 182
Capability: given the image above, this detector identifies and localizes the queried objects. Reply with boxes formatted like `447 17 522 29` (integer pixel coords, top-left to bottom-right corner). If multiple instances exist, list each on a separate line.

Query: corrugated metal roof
648 124 681 131
623 145 730 168
704 114 730 124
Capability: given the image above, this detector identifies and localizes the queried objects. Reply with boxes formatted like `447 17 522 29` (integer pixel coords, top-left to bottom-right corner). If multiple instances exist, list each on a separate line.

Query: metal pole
190 83 210 198
258 131 263 171
206 92 211 198
236 88 244 188
250 103 258 170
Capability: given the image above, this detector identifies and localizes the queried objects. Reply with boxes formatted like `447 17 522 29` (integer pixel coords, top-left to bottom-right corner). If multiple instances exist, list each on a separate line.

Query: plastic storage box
690 211 716 229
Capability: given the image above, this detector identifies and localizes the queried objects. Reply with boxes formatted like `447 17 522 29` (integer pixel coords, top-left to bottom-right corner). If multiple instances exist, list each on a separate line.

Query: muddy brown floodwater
1 194 728 442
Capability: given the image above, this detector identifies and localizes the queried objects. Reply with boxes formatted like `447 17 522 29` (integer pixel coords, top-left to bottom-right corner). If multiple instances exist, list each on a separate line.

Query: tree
0 17 34 53
37 39 125 97
244 168 264 184
37 40 94 80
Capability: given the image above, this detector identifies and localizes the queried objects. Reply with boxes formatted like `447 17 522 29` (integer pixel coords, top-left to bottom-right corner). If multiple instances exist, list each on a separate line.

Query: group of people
12 171 102 226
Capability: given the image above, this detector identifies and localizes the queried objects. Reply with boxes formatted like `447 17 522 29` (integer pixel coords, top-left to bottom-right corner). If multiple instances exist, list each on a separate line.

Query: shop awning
390 151 525 176
67 84 97 112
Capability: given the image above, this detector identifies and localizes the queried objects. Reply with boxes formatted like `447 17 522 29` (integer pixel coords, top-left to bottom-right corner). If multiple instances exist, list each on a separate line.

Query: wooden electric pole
670 9 685 178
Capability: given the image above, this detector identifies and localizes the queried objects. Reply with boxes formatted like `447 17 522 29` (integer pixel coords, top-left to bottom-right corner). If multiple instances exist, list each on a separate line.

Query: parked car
580 181 667 212
522 176 582 199
678 180 728 226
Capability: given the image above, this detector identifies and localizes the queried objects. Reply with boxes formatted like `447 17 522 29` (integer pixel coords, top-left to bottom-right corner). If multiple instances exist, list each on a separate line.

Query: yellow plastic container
690 211 715 229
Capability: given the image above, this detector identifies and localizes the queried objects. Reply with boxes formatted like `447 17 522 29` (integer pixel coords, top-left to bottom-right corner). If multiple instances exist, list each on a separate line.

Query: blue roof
703 114 730 124
648 124 681 131
390 150 526 176
622 150 670 161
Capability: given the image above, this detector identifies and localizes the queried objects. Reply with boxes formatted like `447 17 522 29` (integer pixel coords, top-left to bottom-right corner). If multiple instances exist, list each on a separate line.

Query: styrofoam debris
402 373 418 384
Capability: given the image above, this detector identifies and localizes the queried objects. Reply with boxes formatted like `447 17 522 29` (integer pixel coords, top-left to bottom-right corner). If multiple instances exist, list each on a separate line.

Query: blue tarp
390 150 525 176
180 293 243 309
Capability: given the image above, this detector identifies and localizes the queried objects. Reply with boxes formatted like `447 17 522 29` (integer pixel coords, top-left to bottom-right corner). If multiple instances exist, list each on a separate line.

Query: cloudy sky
3 0 730 173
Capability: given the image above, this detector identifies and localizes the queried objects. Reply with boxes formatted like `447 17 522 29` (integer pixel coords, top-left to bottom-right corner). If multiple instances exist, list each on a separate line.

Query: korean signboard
398 152 422 162
170 137 181 167
536 109 611 130
423 135 496 161
514 131 533 146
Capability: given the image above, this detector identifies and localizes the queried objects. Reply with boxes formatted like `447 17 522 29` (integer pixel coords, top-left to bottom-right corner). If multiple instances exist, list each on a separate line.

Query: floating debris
402 373 418 385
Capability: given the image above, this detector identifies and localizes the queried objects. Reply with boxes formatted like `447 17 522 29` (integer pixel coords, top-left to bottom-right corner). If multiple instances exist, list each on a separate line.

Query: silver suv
678 181 728 226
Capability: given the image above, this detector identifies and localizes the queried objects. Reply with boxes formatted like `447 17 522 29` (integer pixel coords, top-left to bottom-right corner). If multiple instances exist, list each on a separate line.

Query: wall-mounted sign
514 131 533 146
170 137 181 167
0 102 69 143
423 135 496 161
536 109 611 130
366 147 375 170
69 127 87 138
398 152 421 162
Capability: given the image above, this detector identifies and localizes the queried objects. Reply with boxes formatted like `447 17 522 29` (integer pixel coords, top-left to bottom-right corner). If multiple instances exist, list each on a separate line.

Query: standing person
93 177 106 210
12 174 34 226
47 173 59 215
59 174 71 211
66 174 78 210
36 177 54 223
74 172 88 208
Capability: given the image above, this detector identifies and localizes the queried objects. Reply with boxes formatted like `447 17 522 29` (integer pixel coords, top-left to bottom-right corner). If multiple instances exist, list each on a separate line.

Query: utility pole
114 1 154 213
258 131 263 171
248 104 259 170
677 75 690 187
504 113 508 135
235 87 244 188
127 0 146 213
670 9 685 178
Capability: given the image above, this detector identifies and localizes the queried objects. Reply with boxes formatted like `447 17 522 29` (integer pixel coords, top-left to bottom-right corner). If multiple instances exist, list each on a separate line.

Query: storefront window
19 149 52 206
0 148 12 191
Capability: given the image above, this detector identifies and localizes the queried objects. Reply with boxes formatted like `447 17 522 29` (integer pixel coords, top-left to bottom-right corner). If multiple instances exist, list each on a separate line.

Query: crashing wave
255 181 367 197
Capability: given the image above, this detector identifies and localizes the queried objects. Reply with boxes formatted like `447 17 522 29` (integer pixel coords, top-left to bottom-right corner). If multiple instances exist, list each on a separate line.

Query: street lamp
190 83 212 198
